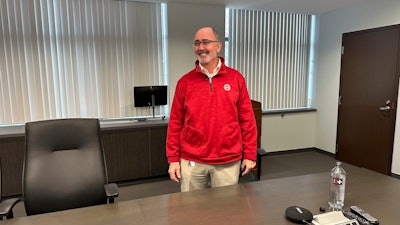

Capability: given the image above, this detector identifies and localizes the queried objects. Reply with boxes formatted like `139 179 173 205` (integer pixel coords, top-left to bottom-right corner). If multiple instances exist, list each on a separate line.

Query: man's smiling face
193 27 222 66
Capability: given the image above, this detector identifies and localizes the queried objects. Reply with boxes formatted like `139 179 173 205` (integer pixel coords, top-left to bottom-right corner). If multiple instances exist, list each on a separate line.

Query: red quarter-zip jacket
166 57 257 164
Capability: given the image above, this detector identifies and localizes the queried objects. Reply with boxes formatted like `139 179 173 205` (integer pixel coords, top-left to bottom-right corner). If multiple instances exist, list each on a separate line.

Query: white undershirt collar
199 58 221 78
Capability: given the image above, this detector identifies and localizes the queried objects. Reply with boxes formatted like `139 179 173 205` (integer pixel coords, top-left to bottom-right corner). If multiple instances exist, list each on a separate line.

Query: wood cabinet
102 124 168 182
0 120 168 197
0 136 24 196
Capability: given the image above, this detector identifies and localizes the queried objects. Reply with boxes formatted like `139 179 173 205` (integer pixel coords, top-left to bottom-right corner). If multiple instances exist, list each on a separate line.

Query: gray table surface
3 163 398 225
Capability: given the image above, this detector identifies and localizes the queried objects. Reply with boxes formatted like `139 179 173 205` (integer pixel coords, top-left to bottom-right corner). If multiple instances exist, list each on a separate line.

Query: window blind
0 0 167 124
227 9 312 110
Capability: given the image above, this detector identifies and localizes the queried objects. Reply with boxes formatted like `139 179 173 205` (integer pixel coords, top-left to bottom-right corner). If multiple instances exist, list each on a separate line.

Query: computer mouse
285 206 313 224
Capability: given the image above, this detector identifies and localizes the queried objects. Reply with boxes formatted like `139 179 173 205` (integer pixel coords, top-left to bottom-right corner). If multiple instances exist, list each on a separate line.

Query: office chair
0 158 20 220
23 118 119 216
239 100 267 182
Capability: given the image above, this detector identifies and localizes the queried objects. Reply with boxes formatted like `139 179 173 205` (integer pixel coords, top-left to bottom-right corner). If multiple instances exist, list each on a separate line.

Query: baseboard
313 148 336 157
391 173 400 180
265 147 335 158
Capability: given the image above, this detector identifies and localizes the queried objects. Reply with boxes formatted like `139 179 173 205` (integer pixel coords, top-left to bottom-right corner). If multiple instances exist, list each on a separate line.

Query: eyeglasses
192 40 220 47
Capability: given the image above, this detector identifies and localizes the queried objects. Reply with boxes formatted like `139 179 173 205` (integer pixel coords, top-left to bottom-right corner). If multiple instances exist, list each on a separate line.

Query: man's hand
241 159 256 176
168 163 181 183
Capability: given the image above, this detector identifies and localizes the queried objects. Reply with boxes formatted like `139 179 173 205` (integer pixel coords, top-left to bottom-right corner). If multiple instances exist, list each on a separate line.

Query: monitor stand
151 94 156 118
136 95 165 122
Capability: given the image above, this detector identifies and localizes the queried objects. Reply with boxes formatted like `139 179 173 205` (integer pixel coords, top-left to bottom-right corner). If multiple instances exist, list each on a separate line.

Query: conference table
3 164 400 225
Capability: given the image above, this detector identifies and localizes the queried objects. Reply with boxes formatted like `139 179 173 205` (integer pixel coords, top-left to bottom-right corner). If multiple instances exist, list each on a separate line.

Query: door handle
379 106 391 111
379 100 391 111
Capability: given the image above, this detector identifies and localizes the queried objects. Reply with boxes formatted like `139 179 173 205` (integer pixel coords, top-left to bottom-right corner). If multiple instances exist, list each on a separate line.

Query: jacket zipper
209 77 212 92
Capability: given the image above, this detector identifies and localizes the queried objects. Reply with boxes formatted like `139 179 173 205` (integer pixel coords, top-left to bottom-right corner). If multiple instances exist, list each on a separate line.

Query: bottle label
333 178 343 185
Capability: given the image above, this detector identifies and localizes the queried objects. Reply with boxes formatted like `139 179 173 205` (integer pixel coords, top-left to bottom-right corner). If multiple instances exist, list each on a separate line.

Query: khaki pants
180 158 241 192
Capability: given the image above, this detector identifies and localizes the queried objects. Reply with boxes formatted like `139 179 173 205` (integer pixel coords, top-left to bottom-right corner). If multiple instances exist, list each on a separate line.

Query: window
0 0 168 124
226 9 315 110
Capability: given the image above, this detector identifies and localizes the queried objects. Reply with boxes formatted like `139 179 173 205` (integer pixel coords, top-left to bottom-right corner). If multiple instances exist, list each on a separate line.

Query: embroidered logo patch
224 84 231 91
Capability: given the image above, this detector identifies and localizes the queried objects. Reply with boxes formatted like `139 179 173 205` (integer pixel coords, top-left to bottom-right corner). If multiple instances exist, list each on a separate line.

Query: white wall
167 2 225 99
262 112 316 152
316 0 400 174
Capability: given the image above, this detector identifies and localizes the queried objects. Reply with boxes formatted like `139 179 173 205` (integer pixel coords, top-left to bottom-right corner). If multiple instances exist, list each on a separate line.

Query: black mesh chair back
23 118 110 216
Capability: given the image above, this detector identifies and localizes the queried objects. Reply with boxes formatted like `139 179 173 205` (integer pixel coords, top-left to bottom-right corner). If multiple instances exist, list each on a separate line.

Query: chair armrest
104 183 119 203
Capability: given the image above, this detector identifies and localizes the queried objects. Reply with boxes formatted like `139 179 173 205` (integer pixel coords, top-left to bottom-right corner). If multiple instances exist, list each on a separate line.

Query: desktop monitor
134 85 168 107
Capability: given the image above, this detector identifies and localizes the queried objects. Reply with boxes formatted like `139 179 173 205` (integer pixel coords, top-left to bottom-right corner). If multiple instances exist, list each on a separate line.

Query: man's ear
216 42 222 53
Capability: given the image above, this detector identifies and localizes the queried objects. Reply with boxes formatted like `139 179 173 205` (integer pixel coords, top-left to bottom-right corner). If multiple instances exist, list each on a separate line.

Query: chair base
0 197 21 220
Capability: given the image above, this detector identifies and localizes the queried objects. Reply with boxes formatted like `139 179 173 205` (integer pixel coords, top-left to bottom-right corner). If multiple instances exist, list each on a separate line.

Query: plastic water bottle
328 161 346 211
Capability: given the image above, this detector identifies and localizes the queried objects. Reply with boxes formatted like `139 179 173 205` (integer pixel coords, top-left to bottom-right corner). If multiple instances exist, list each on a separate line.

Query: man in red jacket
166 26 257 192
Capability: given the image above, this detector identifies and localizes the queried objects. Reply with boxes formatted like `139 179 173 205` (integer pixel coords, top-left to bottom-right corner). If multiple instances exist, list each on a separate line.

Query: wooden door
336 25 400 175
